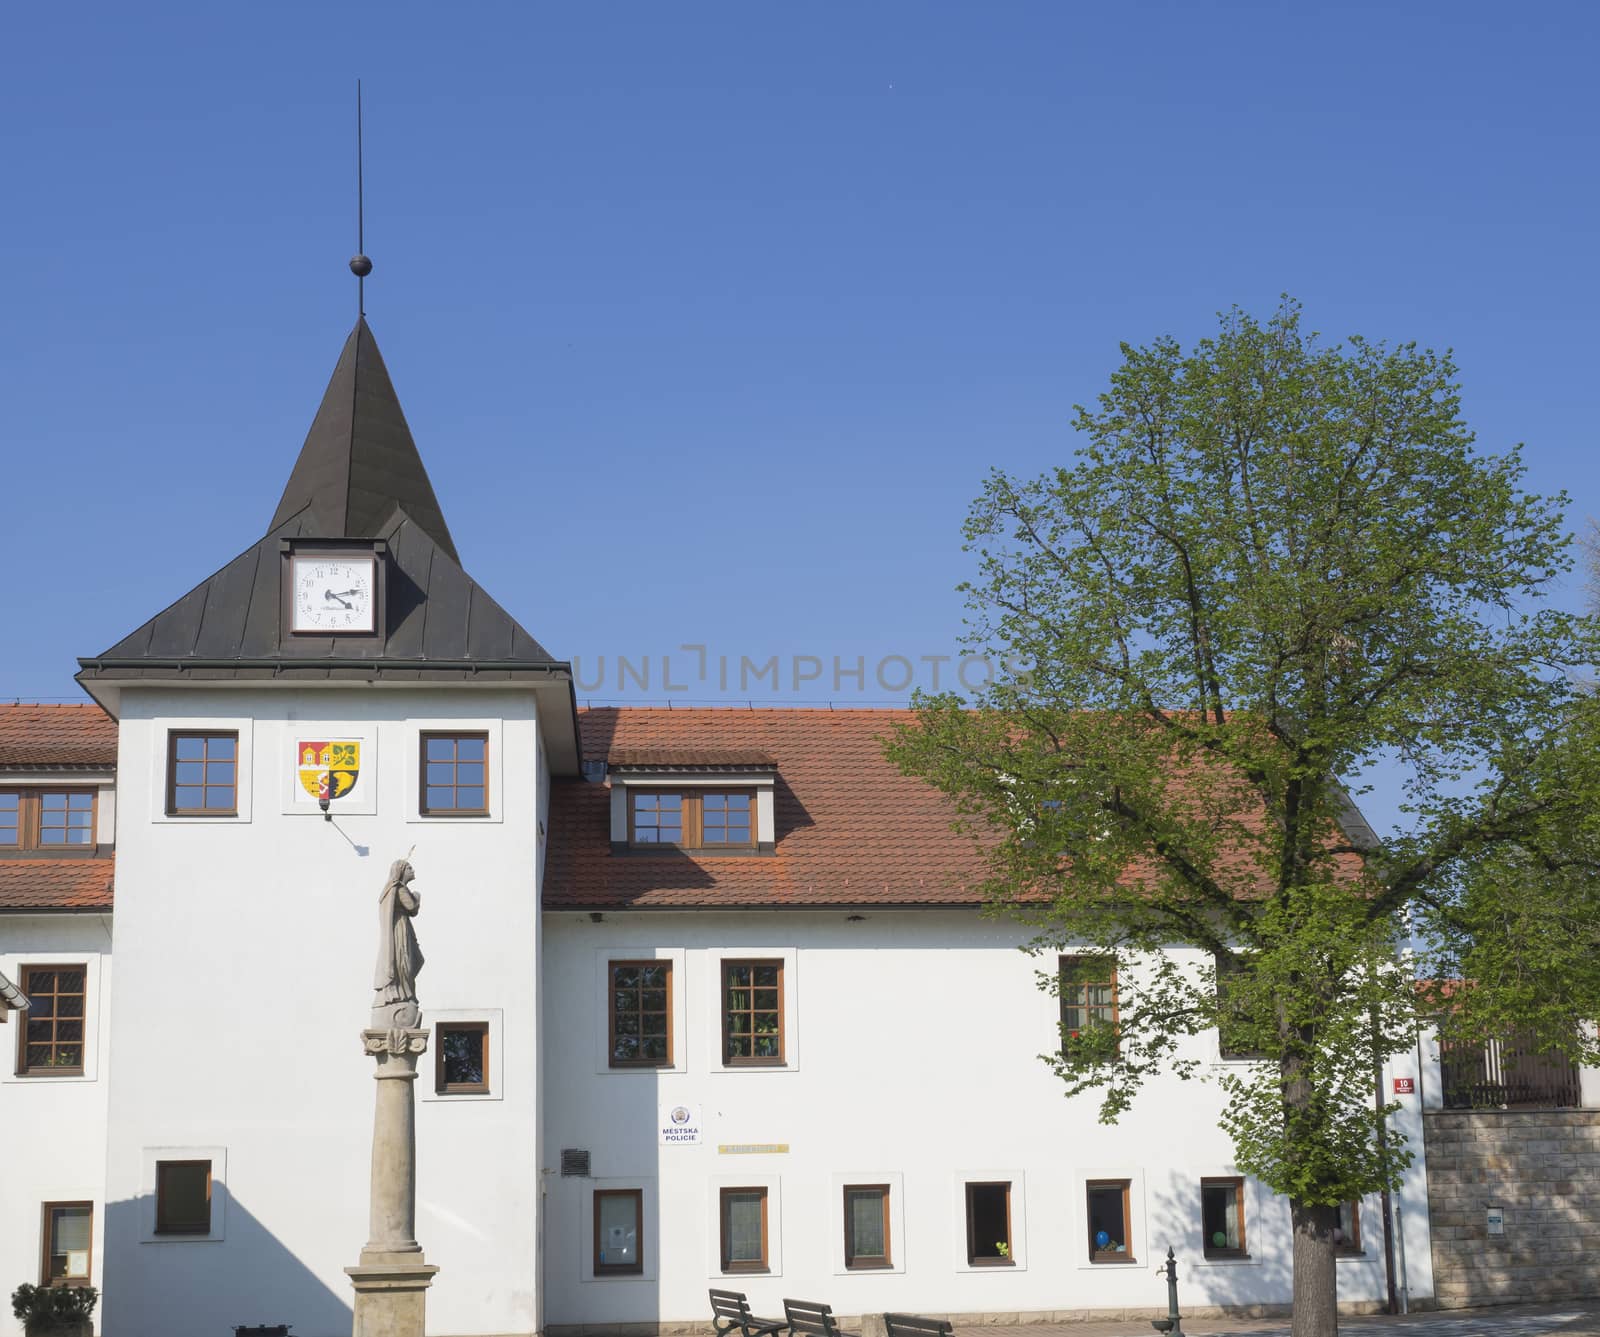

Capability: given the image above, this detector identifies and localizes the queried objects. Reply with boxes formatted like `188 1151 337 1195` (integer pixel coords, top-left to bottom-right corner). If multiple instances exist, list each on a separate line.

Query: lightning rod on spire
349 79 372 315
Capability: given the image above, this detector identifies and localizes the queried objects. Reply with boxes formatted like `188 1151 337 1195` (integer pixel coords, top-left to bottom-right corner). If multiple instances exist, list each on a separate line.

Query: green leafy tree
886 301 1600 1337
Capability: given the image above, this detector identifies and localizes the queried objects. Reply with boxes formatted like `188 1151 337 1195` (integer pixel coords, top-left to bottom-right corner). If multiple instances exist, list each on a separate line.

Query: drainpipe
1373 1005 1399 1315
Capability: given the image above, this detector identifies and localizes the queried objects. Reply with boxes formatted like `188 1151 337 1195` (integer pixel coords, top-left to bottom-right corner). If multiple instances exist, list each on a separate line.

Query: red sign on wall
1393 1076 1415 1094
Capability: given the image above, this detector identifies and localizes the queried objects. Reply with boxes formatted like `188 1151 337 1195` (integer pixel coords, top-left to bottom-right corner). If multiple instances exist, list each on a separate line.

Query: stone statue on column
346 856 439 1335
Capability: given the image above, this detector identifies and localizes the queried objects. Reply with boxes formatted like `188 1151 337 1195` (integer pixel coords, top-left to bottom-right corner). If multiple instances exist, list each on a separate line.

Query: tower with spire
80 311 573 1337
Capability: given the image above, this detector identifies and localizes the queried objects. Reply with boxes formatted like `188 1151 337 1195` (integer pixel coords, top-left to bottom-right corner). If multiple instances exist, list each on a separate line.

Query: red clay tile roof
0 704 117 769
608 746 776 769
546 708 986 910
0 859 114 912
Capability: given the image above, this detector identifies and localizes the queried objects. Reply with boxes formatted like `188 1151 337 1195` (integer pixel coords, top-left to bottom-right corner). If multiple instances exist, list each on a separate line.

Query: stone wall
1423 1109 1600 1307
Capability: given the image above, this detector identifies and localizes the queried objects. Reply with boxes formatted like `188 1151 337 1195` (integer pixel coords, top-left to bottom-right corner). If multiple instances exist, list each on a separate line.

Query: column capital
361 1027 430 1057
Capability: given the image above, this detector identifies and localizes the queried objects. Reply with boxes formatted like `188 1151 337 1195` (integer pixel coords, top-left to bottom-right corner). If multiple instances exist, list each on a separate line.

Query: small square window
608 960 672 1068
420 733 489 816
41 1201 93 1286
435 1021 489 1094
17 965 86 1076
155 1160 212 1235
1201 1178 1247 1257
1087 1180 1134 1262
594 1188 643 1275
964 1181 1012 1265
38 792 95 846
629 790 684 845
701 791 753 845
844 1185 891 1269
166 732 238 816
721 959 783 1065
719 1187 769 1272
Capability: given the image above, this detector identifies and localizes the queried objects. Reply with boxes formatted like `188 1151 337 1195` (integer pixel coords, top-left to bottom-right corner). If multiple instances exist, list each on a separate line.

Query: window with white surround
707 1176 784 1279
844 1184 891 1269
139 1146 227 1242
593 949 685 1075
1087 1180 1135 1262
594 1188 643 1275
422 1010 503 1102
964 1182 1012 1266
1201 1178 1247 1258
829 1172 905 1276
155 1160 211 1235
1336 1200 1362 1254
582 1178 659 1283
709 949 798 1072
952 1169 1026 1271
719 1187 769 1272
16 964 86 1076
151 720 252 823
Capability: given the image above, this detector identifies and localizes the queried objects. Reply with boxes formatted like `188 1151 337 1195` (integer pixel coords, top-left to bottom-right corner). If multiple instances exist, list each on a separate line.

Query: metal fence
1439 1028 1581 1109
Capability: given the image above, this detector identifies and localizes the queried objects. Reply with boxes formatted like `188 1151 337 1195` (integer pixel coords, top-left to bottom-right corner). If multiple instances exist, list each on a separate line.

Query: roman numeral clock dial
290 554 378 634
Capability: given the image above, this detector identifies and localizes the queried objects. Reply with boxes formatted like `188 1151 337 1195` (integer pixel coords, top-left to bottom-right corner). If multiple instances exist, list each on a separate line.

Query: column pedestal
346 1028 438 1337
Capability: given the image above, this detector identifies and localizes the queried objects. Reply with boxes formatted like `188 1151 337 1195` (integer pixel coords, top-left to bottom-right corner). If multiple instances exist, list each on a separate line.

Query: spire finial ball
350 254 373 278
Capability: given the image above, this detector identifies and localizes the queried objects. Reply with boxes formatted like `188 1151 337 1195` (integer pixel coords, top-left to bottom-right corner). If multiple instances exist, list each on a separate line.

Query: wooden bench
710 1288 786 1337
784 1298 855 1337
883 1315 953 1337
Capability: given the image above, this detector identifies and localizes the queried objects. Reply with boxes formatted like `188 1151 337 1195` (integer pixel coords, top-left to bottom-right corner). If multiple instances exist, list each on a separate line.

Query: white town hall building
0 315 1451 1335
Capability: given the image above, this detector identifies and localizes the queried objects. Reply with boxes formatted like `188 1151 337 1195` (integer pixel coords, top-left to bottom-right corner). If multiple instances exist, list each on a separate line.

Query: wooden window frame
1201 1177 1248 1258
964 1180 1014 1266
419 732 490 817
1086 1179 1136 1263
627 788 756 850
720 958 785 1067
718 1186 770 1273
1336 1200 1362 1254
0 789 98 851
1059 954 1119 1055
593 1187 644 1276
16 963 87 1077
607 959 673 1069
39 1200 93 1288
843 1184 892 1269
165 731 239 817
154 1159 213 1236
434 1020 490 1094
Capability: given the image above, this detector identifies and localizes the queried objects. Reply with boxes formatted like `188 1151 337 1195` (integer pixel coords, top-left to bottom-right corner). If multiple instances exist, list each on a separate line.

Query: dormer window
627 790 755 850
0 790 97 849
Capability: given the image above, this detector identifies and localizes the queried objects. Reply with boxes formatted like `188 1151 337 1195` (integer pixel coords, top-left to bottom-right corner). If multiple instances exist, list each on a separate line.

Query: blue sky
2 3 1595 833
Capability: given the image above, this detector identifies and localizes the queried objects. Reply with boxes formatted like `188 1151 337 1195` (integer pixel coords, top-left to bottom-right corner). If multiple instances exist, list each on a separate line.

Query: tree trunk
1291 1199 1339 1337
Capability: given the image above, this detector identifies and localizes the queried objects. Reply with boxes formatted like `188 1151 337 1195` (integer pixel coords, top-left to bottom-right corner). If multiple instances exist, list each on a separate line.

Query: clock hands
323 588 354 609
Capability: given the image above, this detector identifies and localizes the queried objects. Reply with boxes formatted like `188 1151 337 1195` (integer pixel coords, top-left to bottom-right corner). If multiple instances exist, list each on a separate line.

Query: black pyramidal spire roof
269 316 458 561
78 317 579 761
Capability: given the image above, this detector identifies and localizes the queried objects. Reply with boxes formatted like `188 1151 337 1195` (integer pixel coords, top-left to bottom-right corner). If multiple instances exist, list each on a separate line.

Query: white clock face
291 555 377 633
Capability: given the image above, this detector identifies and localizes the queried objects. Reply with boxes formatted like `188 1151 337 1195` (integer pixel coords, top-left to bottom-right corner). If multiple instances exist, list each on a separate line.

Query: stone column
346 1028 439 1336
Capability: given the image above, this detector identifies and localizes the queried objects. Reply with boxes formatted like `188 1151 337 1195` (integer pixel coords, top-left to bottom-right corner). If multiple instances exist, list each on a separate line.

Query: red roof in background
0 704 117 768
545 708 987 909
0 860 113 912
0 704 117 911
608 746 777 769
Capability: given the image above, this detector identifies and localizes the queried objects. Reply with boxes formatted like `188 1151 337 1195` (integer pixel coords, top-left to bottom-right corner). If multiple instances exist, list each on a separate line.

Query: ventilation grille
560 1148 591 1177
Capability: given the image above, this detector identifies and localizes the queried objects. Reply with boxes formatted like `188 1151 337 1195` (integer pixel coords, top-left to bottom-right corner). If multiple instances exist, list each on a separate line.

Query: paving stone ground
950 1302 1600 1337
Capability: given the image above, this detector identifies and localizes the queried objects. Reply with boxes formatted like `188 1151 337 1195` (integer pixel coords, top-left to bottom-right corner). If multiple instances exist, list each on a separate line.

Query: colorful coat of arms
296 740 361 802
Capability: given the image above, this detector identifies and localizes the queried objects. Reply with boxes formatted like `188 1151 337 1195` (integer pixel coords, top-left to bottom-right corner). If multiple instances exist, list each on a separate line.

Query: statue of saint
372 858 424 1029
